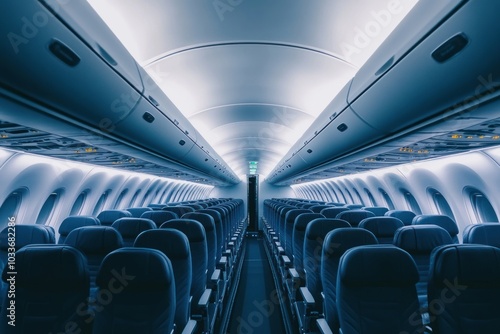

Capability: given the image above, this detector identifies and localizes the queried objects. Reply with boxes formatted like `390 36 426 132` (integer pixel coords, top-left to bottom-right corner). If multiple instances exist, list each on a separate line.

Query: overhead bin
349 0 500 134
0 1 140 129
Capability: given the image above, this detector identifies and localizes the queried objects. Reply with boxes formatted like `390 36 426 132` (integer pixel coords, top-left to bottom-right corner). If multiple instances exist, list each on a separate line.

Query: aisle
227 236 286 333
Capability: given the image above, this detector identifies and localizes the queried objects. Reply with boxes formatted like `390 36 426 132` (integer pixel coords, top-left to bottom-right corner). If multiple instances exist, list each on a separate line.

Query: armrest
289 268 300 280
211 269 222 283
180 319 198 334
277 246 285 255
281 255 292 268
197 288 212 309
316 319 334 334
300 287 315 307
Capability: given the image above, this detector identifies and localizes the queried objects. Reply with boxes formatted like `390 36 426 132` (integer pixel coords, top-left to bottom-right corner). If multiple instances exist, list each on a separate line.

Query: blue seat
0 224 54 264
64 226 123 293
284 209 312 260
96 209 132 226
292 213 324 280
135 229 193 333
462 223 500 247
428 244 500 334
393 225 452 314
111 217 156 246
57 216 100 243
358 216 404 244
320 207 349 219
413 215 459 243
337 245 423 334
362 206 389 216
197 209 224 262
162 205 195 217
336 209 375 227
125 207 153 218
385 210 416 226
0 245 90 333
140 210 178 228
320 229 378 334
92 248 176 334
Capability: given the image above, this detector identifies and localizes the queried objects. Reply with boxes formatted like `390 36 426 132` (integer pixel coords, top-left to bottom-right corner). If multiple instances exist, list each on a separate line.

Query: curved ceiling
87 0 418 178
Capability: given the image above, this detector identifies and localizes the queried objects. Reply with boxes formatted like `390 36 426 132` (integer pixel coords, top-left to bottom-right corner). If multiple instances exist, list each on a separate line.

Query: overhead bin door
348 0 500 134
0 1 139 129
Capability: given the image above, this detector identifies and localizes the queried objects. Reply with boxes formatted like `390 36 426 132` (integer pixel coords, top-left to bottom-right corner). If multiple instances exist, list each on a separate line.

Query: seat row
263 198 500 334
0 198 246 334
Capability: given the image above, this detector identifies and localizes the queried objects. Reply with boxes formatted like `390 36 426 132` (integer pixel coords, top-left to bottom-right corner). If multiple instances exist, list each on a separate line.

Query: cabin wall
292 146 500 239
0 148 213 231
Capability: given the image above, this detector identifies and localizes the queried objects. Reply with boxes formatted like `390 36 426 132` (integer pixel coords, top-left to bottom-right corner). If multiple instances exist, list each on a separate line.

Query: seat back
96 209 132 226
358 216 404 244
412 215 459 243
309 205 332 213
428 244 500 334
361 206 389 216
284 209 312 259
462 223 500 247
140 210 178 228
393 225 453 310
93 248 176 334
292 213 324 277
111 217 156 246
336 209 375 227
197 209 224 261
0 245 89 333
162 206 195 217
385 210 416 226
337 245 422 334
161 219 208 309
58 216 100 244
320 207 349 219
125 207 153 218
135 229 192 332
65 226 123 291
304 218 350 307
321 229 378 333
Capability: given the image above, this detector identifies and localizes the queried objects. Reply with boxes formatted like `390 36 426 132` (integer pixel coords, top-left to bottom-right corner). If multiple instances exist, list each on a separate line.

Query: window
402 190 422 215
467 189 498 223
428 188 455 220
36 191 61 225
365 189 376 206
129 189 141 207
114 189 129 208
92 190 110 216
344 188 354 203
379 188 395 210
70 191 87 216
0 189 25 230
353 188 364 205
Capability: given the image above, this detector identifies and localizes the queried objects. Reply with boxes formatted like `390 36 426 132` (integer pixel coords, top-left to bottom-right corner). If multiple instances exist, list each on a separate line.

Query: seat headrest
160 219 206 242
362 206 389 216
412 215 459 237
96 210 132 225
305 218 351 240
324 228 378 257
3 245 88 288
385 210 416 225
58 216 100 236
285 209 312 223
319 207 349 218
197 209 222 223
394 225 452 253
111 218 156 238
96 247 174 291
125 207 153 217
463 223 500 247
0 224 53 250
181 213 215 232
65 226 123 254
134 229 191 260
162 206 195 216
430 244 500 287
294 213 325 231
140 211 178 226
336 210 376 226
340 245 419 286
359 217 404 237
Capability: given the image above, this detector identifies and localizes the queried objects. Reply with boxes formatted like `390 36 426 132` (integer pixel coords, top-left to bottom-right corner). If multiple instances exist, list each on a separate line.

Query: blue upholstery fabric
412 215 459 243
197 209 224 261
385 210 416 226
320 207 349 219
93 248 176 334
428 244 500 334
58 216 100 243
284 209 312 259
462 223 500 247
162 206 195 217
111 217 156 246
309 205 332 214
321 229 378 334
65 226 123 291
135 229 192 332
337 245 422 334
96 209 132 226
304 218 350 309
336 210 376 227
161 219 207 311
125 207 153 218
394 225 452 310
292 213 324 277
362 206 389 216
358 216 404 243
140 210 178 228
1 245 89 333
